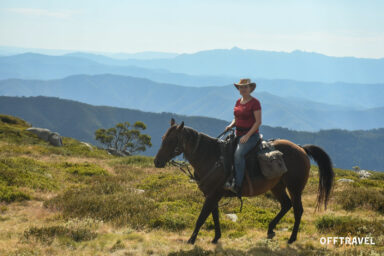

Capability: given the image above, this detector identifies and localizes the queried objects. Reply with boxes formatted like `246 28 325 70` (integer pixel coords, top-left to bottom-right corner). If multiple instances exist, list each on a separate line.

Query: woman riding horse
223 78 262 195
154 95 334 245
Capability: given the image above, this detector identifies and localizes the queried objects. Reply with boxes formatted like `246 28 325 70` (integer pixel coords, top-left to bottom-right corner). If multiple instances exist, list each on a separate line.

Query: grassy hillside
0 114 383 255
1 96 384 171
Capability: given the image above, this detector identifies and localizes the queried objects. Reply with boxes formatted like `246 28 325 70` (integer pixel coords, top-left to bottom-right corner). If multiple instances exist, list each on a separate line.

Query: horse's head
154 118 185 168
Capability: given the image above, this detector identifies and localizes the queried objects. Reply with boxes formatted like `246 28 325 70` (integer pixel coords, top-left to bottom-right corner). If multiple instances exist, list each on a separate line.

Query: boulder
337 178 354 183
225 213 238 222
358 170 372 179
131 188 145 194
48 132 63 147
81 142 93 150
26 127 63 147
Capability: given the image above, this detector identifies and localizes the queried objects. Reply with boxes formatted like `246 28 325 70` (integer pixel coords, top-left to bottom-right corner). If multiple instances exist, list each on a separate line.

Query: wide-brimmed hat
234 78 256 92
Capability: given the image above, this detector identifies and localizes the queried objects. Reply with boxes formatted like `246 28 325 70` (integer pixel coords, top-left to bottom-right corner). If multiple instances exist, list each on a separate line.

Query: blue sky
0 0 383 58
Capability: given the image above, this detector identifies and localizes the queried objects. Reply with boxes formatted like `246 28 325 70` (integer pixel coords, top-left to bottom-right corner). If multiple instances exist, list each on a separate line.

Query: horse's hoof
187 238 195 244
287 237 296 244
267 232 275 239
211 237 220 244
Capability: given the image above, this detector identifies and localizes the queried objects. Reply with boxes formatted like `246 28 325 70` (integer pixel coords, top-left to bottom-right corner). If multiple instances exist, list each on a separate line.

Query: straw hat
234 78 256 92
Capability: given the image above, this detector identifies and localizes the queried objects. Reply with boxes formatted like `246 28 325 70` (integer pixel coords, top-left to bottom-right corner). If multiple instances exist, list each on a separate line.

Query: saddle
218 132 287 181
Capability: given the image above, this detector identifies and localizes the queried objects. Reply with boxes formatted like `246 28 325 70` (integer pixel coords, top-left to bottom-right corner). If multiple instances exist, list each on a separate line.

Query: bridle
168 128 243 211
171 130 202 158
168 131 202 180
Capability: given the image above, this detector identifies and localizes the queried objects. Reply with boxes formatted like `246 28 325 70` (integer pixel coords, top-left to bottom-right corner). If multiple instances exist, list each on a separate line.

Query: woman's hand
225 125 232 132
239 134 250 144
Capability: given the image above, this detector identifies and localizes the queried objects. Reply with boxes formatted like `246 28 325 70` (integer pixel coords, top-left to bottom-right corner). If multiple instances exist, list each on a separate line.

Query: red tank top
234 97 261 136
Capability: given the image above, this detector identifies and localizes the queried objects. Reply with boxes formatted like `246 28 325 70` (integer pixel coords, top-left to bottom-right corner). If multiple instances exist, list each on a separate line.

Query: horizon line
1 45 384 60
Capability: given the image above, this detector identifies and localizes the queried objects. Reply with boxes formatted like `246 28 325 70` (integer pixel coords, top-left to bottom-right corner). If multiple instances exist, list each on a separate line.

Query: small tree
95 121 151 155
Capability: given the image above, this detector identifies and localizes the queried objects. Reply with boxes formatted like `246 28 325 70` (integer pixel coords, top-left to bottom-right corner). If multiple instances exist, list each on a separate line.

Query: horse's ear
176 121 184 130
170 118 175 126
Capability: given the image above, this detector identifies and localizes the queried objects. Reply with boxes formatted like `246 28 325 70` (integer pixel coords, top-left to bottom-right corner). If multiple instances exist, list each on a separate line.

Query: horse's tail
301 144 334 211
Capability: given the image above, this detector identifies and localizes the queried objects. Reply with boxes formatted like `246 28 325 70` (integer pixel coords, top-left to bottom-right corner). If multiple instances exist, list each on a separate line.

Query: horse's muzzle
154 158 166 168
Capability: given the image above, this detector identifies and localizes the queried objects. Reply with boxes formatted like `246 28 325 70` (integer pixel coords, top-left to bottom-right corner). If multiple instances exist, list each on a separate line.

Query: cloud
4 8 77 19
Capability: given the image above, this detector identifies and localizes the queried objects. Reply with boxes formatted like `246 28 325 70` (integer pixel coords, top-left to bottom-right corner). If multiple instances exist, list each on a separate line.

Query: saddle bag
257 141 288 179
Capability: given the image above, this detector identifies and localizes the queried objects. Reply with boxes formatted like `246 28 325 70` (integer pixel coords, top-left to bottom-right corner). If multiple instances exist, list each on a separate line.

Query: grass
59 161 108 176
335 186 384 214
0 115 384 255
0 157 57 191
316 215 383 237
45 181 161 228
0 184 30 202
23 225 97 244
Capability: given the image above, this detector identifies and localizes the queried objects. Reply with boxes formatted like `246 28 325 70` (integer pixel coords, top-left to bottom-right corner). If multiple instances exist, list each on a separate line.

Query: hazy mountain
0 74 383 131
70 51 179 60
0 46 178 59
256 79 384 109
0 52 231 86
96 47 384 84
0 96 383 171
1 52 384 109
2 48 384 85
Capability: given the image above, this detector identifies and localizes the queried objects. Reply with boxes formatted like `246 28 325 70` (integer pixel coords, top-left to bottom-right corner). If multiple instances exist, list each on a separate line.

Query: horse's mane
182 126 219 144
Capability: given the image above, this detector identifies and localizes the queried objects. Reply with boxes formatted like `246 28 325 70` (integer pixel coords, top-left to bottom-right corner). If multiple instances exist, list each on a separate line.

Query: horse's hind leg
287 189 303 244
267 181 292 239
211 203 221 244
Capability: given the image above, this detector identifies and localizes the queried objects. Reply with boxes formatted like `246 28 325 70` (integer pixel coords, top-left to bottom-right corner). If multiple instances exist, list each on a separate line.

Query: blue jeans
234 132 260 187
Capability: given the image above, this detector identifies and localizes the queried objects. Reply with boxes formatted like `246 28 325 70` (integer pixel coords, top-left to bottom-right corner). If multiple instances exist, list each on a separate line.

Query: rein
169 159 196 180
168 128 244 212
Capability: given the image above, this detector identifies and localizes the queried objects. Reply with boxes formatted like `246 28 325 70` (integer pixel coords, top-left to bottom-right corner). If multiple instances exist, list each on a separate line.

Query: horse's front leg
187 193 222 244
211 203 221 244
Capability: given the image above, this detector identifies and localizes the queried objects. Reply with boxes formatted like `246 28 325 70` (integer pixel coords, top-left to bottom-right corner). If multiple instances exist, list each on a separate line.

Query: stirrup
223 177 235 190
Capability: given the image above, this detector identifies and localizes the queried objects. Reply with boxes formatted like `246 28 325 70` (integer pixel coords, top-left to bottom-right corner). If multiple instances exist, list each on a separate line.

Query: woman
223 78 262 195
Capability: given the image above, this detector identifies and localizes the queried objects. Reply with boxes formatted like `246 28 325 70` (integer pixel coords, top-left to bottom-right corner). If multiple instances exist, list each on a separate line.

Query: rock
26 127 62 147
26 127 51 141
131 188 145 194
81 142 93 150
358 170 372 179
337 178 354 183
48 132 62 147
226 213 238 222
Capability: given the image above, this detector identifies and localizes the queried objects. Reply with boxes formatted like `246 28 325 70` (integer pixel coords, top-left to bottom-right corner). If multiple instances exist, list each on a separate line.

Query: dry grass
1 115 383 255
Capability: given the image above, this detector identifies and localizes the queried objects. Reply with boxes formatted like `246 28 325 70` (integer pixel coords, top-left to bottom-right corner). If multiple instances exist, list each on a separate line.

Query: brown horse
154 118 334 244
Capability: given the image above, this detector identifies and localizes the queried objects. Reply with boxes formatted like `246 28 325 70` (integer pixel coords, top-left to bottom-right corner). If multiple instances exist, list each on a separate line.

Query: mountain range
1 48 384 85
66 47 384 84
1 74 383 131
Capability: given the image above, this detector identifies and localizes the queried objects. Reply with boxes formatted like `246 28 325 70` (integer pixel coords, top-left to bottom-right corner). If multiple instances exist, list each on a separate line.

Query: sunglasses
238 85 251 89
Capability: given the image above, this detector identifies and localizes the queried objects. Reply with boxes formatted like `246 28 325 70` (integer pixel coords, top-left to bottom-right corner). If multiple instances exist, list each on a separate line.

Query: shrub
0 184 30 202
0 114 30 127
0 157 56 191
110 239 125 252
336 186 384 214
45 184 160 228
23 225 97 245
316 215 383 236
109 155 154 168
60 162 108 176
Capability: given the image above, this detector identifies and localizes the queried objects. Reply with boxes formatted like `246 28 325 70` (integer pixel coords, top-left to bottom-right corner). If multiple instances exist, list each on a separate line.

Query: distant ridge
1 47 384 83
1 74 383 131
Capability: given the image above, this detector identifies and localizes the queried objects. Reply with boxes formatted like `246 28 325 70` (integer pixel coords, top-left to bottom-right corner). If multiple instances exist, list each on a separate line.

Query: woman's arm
240 110 262 143
225 118 236 131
